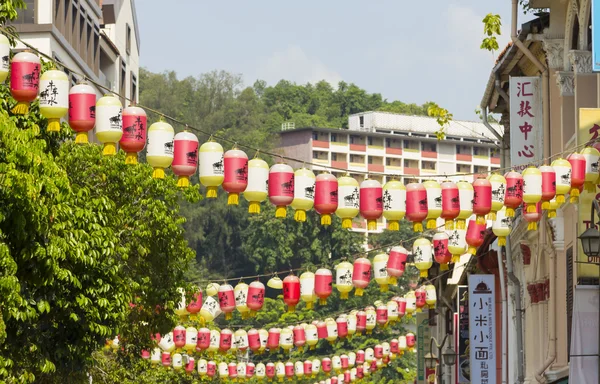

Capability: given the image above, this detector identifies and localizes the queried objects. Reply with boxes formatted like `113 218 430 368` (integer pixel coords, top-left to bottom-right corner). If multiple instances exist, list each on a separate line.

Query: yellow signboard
577 108 600 277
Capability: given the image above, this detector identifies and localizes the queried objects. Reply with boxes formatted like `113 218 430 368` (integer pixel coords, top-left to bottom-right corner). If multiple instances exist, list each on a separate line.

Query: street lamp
424 352 437 370
443 347 457 366
428 335 457 383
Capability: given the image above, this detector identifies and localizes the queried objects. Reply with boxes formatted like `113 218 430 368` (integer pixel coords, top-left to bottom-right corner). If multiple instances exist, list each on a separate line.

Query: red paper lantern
161 351 171 367
285 362 294 378
390 339 399 354
387 246 408 285
186 291 203 315
248 329 261 352
406 333 416 350
406 183 427 232
314 268 333 305
415 288 426 313
395 297 407 318
293 325 306 350
359 179 383 231
504 171 523 217
336 316 348 338
283 274 300 313
207 361 216 377
266 363 275 379
522 167 542 212
10 51 40 114
440 180 460 229
246 280 265 315
223 148 248 205
316 321 328 340
524 202 542 231
322 358 332 373
218 284 236 320
268 163 294 218
356 311 367 334
304 361 312 376
228 363 237 378
219 329 232 352
68 82 96 143
119 105 147 164
376 305 388 326
173 325 186 349
197 328 210 351
374 345 384 359
171 131 199 187
472 178 492 225
433 232 451 270
567 153 586 203
315 173 338 226
352 257 371 296
267 328 280 350
540 165 556 212
246 363 255 378
466 219 486 255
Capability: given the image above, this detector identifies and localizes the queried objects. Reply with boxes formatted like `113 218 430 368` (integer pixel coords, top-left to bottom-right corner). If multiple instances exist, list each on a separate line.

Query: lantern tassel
585 182 596 193
294 209 306 222
426 219 436 229
225 312 233 321
321 214 332 226
468 246 477 255
177 176 190 188
340 292 349 300
152 167 165 179
47 118 61 132
527 222 538 231
541 201 550 210
75 132 89 144
419 270 428 278
445 219 454 230
440 263 449 271
287 305 296 313
476 215 486 225
341 218 352 229
487 211 496 221
275 206 287 218
548 210 556 218
526 204 537 213
305 301 313 310
387 220 399 231
227 193 239 205
365 219 376 230
248 201 261 214
103 142 117 156
11 101 29 115
413 222 423 232
569 188 579 203
498 237 506 246
379 285 389 292
388 276 398 285
206 186 218 198
456 219 465 229
125 152 138 164
556 194 565 205
318 298 326 305
506 208 515 218
354 288 364 297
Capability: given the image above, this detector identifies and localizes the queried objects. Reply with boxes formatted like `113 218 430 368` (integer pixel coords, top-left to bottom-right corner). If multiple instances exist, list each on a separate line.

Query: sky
135 1 533 121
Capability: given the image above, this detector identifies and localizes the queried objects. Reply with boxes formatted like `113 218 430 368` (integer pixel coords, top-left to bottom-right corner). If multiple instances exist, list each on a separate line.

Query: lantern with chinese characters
524 202 542 231
39 69 68 132
347 312 357 337
68 82 96 143
396 296 407 318
267 328 280 350
197 359 208 376
199 140 224 198
359 179 383 230
336 316 348 338
472 178 492 225
413 238 433 278
332 356 342 372
387 246 408 284
336 175 360 228
504 171 524 217
280 327 294 352
567 153 586 202
522 167 542 212
356 350 365 365
398 336 407 355
582 146 600 191
246 363 255 379
466 219 486 255
219 329 233 352
352 257 371 296
244 157 269 213
387 300 399 325
218 284 235 320
423 180 442 229
158 332 175 352
276 362 286 381
335 261 353 299
406 182 427 232
404 291 416 319
161 351 171 368
269 163 295 218
206 283 219 296
10 51 40 115
147 119 175 178
373 253 390 292
246 280 265 315
365 307 377 334
456 180 474 229
315 268 333 305
295 361 304 378
248 329 261 352
540 165 556 210
382 179 406 230
322 358 332 374
95 94 123 156
256 363 266 379
175 287 189 318
293 325 306 351
185 327 197 352
488 173 506 221
356 311 367 334
374 345 383 360
493 207 512 246
222 147 248 204
312 359 322 375
207 330 220 353
433 232 451 270
365 348 375 364
326 319 338 344
199 296 220 323
235 329 249 351
234 282 250 319
207 361 216 378
425 284 437 309
303 361 313 377
285 362 294 380
236 363 246 379
376 305 388 327
314 172 338 225
150 348 161 365
170 131 199 186
120 105 147 164
551 158 572 205
300 271 317 310
283 274 301 312
197 328 210 351
266 363 276 380
259 329 269 353
317 321 328 340
440 180 460 229
414 287 426 312
0 34 8 83
228 363 238 380
305 324 319 349
292 168 316 222
406 333 416 352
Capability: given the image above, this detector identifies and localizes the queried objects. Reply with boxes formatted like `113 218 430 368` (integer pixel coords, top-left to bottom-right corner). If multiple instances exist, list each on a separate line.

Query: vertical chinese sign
468 275 496 384
577 109 600 277
456 285 470 384
416 312 431 384
509 77 543 171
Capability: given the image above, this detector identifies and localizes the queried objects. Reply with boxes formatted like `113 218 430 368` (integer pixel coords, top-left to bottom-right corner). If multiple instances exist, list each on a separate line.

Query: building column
543 39 565 157
555 71 575 149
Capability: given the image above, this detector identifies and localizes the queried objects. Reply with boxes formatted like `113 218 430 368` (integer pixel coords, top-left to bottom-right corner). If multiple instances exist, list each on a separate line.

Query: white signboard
468 274 496 384
509 76 542 171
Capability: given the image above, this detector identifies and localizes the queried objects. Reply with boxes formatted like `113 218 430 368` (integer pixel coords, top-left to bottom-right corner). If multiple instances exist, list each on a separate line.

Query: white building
278 111 503 234
11 0 140 103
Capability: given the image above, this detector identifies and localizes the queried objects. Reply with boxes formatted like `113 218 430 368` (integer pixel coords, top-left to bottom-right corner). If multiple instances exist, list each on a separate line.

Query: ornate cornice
542 39 564 69
555 71 575 96
569 50 593 74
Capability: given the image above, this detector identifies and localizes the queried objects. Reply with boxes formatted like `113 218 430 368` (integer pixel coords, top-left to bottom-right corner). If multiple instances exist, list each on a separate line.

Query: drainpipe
505 235 525 383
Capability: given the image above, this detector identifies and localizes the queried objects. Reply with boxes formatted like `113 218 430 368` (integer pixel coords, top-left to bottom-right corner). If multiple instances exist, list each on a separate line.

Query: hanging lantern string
2 27 597 179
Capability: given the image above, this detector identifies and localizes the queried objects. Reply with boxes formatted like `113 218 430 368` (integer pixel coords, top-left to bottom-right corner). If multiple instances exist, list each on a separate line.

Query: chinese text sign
509 77 542 171
468 275 496 384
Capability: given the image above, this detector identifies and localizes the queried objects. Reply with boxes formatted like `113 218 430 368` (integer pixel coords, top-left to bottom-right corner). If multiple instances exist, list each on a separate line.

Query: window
368 137 373 146
13 0 35 23
312 132 318 141
130 73 138 104
456 145 471 155
312 151 319 159
331 133 337 142
350 135 356 144
422 142 437 152
404 140 419 150
368 157 373 164
386 138 390 147
120 59 126 102
386 158 391 166
456 164 471 173
126 23 132 55
359 115 364 128
332 153 338 161
422 161 436 170
474 147 488 156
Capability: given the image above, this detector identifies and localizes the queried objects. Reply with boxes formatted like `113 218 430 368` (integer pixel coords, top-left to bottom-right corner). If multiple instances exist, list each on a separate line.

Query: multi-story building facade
10 0 140 103
278 112 502 234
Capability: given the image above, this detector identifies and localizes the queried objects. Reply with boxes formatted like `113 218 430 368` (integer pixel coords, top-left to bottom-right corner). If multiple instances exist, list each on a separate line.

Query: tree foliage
480 13 502 52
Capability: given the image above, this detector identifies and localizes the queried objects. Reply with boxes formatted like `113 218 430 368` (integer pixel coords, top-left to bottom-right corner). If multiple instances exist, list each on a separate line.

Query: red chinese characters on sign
510 77 541 168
